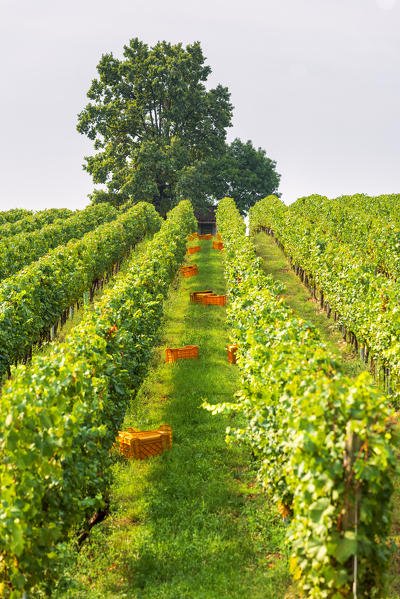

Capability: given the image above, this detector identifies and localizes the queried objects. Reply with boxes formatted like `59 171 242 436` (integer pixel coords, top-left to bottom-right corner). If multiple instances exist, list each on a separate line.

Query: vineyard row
0 202 162 381
250 195 400 398
0 208 32 226
0 203 121 282
0 200 197 597
0 207 73 239
213 196 395 598
289 194 400 279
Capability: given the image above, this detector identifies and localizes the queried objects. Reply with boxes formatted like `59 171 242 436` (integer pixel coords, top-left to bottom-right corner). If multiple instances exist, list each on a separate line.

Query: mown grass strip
56 239 291 599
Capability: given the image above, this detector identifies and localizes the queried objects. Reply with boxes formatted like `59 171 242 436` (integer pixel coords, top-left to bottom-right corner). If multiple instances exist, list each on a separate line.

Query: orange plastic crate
190 290 214 303
156 424 173 449
186 245 201 255
198 233 213 240
125 425 173 450
165 345 199 362
118 433 164 460
180 264 198 277
201 294 226 306
187 232 198 240
212 241 224 250
116 425 172 460
227 344 238 364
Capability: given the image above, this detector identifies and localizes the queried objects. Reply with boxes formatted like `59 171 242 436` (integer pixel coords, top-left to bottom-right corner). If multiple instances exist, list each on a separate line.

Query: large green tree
223 138 280 214
77 38 232 215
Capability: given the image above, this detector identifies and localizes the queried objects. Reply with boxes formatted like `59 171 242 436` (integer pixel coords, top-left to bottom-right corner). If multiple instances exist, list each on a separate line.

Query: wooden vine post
342 423 363 598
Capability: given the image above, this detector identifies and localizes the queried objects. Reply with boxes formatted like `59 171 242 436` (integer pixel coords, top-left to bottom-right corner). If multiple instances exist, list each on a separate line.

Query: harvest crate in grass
227 344 238 364
180 264 198 277
198 233 213 240
212 240 224 250
202 294 226 306
186 245 201 255
187 232 198 240
117 425 172 460
190 290 214 303
165 345 199 362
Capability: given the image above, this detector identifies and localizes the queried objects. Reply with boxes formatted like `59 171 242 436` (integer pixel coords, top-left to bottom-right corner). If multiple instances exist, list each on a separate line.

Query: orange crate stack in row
180 264 198 277
201 294 226 306
165 345 199 362
186 245 201 255
116 425 173 460
212 241 224 250
190 290 214 303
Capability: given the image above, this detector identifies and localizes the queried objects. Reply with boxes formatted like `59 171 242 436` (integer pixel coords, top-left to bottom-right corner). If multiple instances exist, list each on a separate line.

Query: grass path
254 232 368 378
57 238 291 599
254 231 400 598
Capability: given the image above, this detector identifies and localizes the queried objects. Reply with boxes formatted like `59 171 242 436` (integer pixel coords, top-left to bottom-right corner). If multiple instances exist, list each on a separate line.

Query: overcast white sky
0 0 399 210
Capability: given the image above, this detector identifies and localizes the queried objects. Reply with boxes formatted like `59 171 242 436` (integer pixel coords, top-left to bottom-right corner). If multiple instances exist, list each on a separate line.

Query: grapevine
212 197 396 598
0 202 162 380
0 200 196 597
250 195 400 397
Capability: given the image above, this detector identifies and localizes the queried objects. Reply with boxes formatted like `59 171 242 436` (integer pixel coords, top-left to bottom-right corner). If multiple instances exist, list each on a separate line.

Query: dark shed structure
194 205 217 236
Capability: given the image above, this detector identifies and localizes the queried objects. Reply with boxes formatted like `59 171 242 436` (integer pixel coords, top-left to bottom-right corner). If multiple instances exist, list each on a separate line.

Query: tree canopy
78 38 280 215
176 139 281 215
